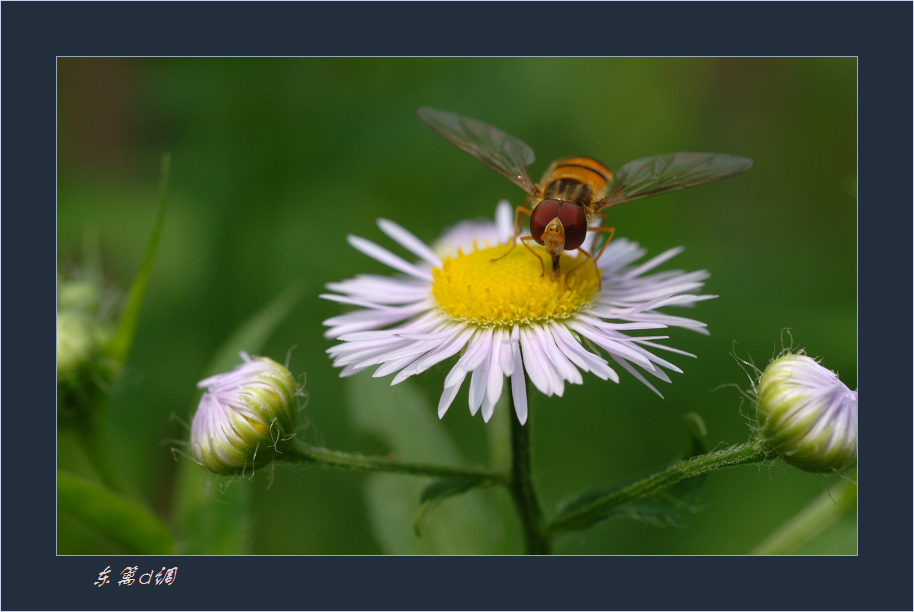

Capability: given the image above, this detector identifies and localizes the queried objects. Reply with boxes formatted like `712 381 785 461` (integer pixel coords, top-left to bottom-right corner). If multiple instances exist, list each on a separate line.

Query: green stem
509 396 550 555
547 440 777 536
287 440 508 486
72 405 141 501
750 476 857 554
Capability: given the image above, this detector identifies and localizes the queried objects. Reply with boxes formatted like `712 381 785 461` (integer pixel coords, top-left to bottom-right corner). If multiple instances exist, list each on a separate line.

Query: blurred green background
57 57 856 555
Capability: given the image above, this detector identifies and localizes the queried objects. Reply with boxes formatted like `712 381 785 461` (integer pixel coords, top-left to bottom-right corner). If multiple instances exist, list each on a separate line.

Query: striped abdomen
538 156 614 222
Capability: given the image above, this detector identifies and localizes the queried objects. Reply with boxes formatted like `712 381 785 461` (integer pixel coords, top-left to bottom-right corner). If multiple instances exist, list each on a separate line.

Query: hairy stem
287 440 508 486
547 440 778 536
509 398 551 554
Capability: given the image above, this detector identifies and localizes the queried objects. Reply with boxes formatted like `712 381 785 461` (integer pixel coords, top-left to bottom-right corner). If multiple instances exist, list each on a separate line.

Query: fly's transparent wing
418 107 538 195
598 152 753 209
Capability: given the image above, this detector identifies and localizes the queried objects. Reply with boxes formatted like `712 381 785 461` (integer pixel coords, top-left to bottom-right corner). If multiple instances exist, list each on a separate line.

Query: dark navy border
6 1 910 610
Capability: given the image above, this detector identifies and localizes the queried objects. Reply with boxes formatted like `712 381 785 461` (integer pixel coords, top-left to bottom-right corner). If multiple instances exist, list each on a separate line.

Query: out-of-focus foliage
57 57 856 555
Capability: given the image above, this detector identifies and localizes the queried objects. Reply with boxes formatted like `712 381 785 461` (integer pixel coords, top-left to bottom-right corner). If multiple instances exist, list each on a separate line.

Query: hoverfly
418 107 753 283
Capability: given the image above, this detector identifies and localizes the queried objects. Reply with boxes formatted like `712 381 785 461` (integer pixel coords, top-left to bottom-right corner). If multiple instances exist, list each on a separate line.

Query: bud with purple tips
190 353 298 475
756 354 857 473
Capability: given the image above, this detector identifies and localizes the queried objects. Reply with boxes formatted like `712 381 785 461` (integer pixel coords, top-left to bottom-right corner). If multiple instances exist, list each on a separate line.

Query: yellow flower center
431 244 601 326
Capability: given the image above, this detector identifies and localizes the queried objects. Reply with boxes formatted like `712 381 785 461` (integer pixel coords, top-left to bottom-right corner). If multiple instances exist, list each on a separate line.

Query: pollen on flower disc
430 244 601 326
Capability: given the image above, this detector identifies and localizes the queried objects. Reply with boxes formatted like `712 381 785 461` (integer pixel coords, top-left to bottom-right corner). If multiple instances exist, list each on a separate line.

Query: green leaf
172 283 303 554
414 479 480 537
555 413 710 531
682 411 707 458
347 376 511 554
420 478 481 504
57 470 174 555
108 154 172 367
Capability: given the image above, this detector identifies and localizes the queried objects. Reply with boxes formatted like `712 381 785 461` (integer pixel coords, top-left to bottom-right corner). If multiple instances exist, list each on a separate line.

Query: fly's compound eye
529 200 562 245
530 199 587 250
556 202 587 250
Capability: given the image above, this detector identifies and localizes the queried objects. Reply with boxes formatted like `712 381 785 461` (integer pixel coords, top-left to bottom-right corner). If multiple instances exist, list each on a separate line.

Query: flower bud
58 278 103 315
56 312 104 385
57 275 112 386
190 353 298 475
756 353 857 473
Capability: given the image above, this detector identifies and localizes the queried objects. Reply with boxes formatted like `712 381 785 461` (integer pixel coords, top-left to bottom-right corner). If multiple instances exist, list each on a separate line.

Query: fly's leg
491 205 533 262
565 247 594 289
591 226 616 263
520 235 549 278
565 226 615 291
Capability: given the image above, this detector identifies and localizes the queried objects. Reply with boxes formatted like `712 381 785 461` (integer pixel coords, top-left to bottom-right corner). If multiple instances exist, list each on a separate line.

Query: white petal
338 363 363 377
635 338 697 359
323 305 430 339
480 394 495 423
394 326 476 381
323 309 409 329
494 199 515 241
622 312 710 334
459 328 494 373
374 355 421 379
549 322 618 383
610 354 664 397
437 376 464 418
328 333 404 356
519 326 558 396
329 309 440 340
499 325 519 376
444 364 469 390
498 327 517 379
468 358 488 416
321 293 425 312
347 235 432 280
332 342 409 368
443 331 490 388
620 246 685 278
375 340 445 366
463 328 494 415
415 326 477 369
510 339 528 425
377 352 434 379
533 324 580 387
395 330 458 341
325 275 430 303
575 312 668 331
378 218 443 268
569 318 656 371
485 328 506 410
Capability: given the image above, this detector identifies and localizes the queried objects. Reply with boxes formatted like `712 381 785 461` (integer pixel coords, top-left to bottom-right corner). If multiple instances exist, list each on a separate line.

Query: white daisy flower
322 201 715 425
